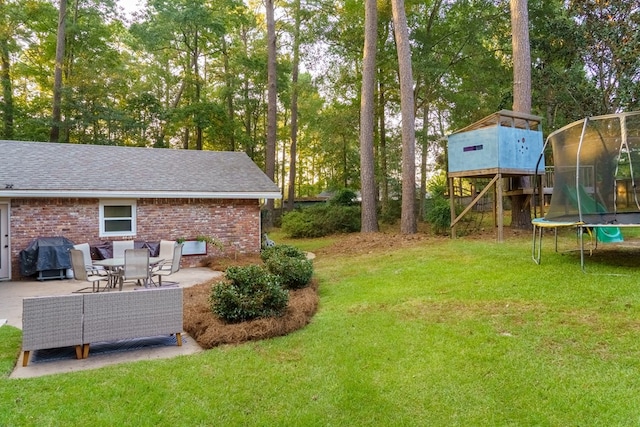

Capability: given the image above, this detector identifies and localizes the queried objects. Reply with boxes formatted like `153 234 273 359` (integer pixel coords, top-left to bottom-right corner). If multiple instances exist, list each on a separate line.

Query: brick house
0 140 281 281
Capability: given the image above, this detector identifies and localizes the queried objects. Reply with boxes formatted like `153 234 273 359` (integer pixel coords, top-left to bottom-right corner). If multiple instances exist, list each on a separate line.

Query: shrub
282 204 361 238
379 199 401 224
329 188 358 206
323 205 361 233
281 210 324 238
265 256 313 290
425 195 452 235
261 244 307 263
210 265 289 323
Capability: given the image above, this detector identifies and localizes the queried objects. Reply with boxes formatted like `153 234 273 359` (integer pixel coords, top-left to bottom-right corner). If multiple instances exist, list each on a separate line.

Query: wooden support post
451 174 500 232
496 173 504 242
449 177 456 239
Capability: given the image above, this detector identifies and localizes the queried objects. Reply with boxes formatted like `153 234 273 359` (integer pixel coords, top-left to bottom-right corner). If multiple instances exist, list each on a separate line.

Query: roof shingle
0 140 281 199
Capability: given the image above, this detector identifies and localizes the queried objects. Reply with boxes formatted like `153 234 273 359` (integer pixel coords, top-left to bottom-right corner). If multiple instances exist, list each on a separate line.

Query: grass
2 231 640 425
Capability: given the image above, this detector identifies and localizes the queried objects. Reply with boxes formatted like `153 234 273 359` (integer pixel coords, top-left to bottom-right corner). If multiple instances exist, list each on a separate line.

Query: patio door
0 203 8 280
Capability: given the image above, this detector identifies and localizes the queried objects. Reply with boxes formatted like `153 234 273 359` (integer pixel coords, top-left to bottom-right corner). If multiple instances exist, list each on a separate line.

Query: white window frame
99 199 137 237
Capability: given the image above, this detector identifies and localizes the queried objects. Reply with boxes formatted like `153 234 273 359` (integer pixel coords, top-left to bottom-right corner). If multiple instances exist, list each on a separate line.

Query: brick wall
9 197 261 280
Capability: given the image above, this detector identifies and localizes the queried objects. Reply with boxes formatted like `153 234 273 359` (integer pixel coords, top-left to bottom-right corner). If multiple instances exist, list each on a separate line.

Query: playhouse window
99 200 137 237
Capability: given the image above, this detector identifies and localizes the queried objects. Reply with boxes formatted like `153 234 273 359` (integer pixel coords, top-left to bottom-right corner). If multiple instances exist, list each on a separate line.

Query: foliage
0 0 635 209
425 172 452 234
261 244 313 289
329 188 358 206
196 235 225 252
210 265 289 323
282 204 361 238
379 199 401 224
265 255 313 290
260 244 307 262
425 196 452 235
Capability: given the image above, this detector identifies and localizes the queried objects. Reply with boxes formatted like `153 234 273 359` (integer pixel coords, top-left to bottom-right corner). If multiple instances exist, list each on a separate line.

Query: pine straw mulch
183 254 319 349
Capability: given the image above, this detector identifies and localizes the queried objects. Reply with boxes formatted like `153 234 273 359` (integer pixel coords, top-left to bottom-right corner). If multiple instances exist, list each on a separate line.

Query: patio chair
116 248 150 291
158 239 177 260
112 240 134 259
70 249 110 293
73 243 107 276
151 242 183 286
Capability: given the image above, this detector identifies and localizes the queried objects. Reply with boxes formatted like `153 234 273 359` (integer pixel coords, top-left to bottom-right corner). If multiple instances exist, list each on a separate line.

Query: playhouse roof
0 140 281 200
451 110 542 135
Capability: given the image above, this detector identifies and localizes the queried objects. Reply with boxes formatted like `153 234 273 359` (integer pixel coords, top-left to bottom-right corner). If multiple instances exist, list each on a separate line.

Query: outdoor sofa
21 287 183 366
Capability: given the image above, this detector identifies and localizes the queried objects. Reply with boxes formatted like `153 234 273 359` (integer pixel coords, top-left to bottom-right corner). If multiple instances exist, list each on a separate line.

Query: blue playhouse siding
448 125 544 174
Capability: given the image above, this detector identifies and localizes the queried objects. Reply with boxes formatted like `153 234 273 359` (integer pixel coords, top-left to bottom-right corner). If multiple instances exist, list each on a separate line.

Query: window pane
104 205 132 218
105 219 132 232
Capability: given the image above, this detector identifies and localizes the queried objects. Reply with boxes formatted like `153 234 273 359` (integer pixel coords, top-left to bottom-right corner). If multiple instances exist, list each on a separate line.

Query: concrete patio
0 267 222 379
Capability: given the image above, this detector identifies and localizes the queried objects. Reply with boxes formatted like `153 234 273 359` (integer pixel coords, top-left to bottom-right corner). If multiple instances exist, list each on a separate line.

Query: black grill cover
19 237 75 277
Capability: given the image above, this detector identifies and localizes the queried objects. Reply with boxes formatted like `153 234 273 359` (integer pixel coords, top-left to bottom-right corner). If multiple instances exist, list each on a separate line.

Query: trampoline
532 111 640 270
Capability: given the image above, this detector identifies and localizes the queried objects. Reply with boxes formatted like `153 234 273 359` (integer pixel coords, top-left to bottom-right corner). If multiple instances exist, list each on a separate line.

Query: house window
100 200 136 237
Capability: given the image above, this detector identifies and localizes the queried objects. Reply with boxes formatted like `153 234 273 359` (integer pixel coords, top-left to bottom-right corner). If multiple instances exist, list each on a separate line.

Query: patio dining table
94 256 163 289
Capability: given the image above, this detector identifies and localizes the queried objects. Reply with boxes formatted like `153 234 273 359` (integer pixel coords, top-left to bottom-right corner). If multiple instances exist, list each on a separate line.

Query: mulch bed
183 276 319 349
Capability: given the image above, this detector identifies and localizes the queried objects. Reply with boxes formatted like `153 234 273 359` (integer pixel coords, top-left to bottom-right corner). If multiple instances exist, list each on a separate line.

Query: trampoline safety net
543 111 640 225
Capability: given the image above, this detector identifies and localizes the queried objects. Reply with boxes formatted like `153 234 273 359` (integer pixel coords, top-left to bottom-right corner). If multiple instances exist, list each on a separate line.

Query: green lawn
2 232 640 425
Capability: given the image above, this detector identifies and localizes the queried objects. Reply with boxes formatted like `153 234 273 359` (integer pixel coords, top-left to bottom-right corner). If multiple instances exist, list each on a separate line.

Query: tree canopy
0 0 637 218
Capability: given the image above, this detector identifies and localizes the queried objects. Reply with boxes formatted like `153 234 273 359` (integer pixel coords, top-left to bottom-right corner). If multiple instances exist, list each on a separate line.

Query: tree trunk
286 0 301 212
0 34 13 139
511 0 531 113
50 0 67 143
182 127 189 150
510 0 533 230
222 37 236 151
359 0 379 232
193 30 203 150
419 104 429 221
391 0 417 234
264 0 278 227
378 77 389 219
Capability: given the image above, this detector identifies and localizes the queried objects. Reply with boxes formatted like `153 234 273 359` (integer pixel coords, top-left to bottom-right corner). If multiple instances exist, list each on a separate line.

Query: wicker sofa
22 287 183 366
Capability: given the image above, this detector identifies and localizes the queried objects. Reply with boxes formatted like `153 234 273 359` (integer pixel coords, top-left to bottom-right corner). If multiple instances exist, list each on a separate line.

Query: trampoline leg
532 223 543 264
579 226 586 273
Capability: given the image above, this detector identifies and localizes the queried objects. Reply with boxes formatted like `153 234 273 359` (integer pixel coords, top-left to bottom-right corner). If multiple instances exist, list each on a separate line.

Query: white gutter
0 190 282 199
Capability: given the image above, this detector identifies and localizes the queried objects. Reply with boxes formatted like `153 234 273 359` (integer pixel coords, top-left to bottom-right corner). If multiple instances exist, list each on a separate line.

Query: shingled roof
0 140 281 199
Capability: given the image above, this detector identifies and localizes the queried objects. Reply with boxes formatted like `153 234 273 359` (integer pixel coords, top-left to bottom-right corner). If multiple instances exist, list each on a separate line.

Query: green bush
210 265 289 323
329 188 358 206
281 210 324 238
324 205 361 233
282 204 361 238
379 199 401 224
261 244 307 263
425 195 452 235
265 255 313 290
